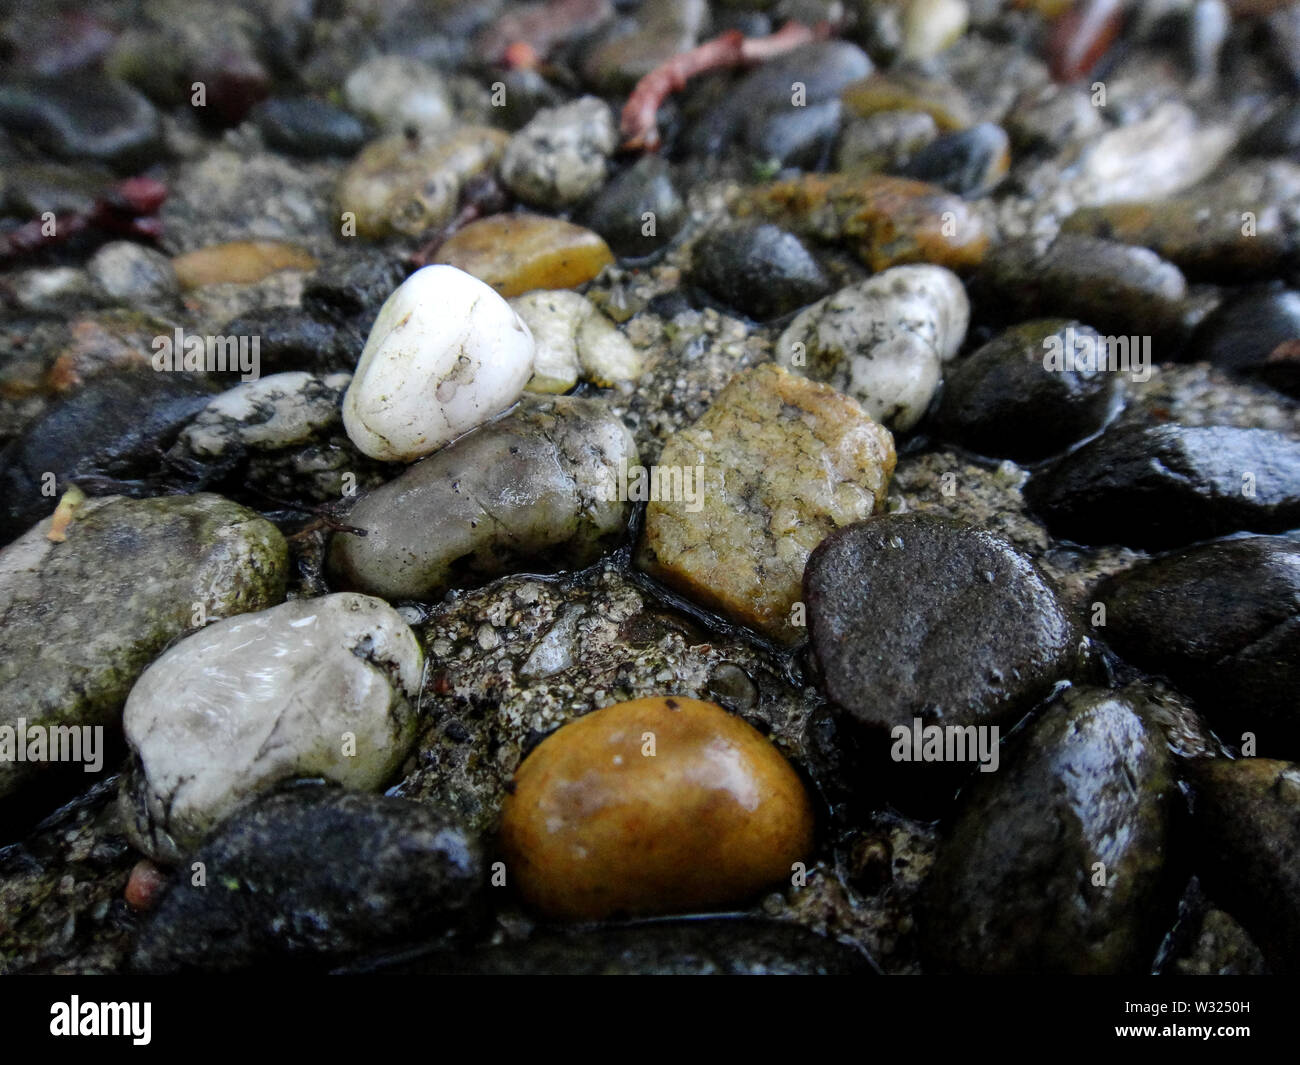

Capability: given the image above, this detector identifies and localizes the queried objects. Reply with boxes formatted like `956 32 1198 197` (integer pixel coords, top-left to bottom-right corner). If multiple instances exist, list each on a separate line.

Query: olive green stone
0 494 288 798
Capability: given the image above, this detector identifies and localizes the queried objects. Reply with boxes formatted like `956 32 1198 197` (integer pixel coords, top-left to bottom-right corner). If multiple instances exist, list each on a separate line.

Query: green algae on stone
0 494 288 798
637 364 896 645
919 686 1177 974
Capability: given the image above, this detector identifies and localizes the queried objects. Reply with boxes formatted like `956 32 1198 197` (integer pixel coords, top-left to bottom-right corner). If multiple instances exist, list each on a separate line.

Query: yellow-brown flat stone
171 241 317 289
745 173 990 273
637 364 896 645
434 214 614 298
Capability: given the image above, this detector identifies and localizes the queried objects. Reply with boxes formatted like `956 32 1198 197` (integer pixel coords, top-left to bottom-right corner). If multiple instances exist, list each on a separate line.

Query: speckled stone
500 96 617 209
334 127 508 240
434 214 615 298
637 364 896 645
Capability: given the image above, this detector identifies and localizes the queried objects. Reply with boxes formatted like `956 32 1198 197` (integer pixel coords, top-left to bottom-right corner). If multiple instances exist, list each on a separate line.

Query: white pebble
343 265 535 461
120 593 423 862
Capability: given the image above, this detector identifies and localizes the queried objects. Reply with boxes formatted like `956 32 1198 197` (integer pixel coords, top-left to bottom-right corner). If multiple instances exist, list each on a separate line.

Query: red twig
0 175 168 261
620 21 829 153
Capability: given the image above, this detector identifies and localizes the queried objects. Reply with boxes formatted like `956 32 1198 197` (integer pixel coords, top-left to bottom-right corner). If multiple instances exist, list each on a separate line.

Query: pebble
840 71 975 132
1024 423 1300 547
933 319 1121 461
1069 103 1235 207
687 222 831 322
342 55 453 135
836 110 939 173
637 364 896 645
775 264 968 432
433 213 614 298
1244 99 1300 160
5 266 101 314
746 173 989 273
0 76 162 170
805 513 1081 734
582 0 707 92
86 241 179 307
0 494 287 799
579 155 686 258
1004 83 1104 152
500 96 618 209
254 97 367 158
334 127 508 240
364 918 872 975
897 122 1009 197
0 370 216 541
330 395 636 601
171 240 317 289
683 41 872 167
972 234 1188 340
119 592 423 863
498 696 814 920
174 371 352 459
130 788 482 971
1186 288 1300 374
1060 164 1300 281
342 265 535 463
1186 757 1300 974
1095 536 1300 758
901 0 970 61
920 686 1176 973
511 290 640 392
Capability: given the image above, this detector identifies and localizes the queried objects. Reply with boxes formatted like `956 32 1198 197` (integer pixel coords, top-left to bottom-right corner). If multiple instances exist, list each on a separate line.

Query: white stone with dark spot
177 371 352 457
500 96 618 209
343 265 535 462
776 265 969 431
120 592 424 863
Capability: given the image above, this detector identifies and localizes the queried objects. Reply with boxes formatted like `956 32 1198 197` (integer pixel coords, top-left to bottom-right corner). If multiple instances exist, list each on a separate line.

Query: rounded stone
342 265 535 462
687 222 831 322
499 696 815 920
775 265 969 431
805 512 1081 731
119 592 424 863
932 319 1121 461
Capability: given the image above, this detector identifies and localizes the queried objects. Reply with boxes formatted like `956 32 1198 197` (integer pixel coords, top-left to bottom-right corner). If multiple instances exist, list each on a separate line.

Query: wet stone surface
4 0 1300 979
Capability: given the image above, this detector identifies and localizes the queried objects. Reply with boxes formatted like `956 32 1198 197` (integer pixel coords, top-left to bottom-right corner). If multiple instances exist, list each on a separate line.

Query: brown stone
434 214 614 297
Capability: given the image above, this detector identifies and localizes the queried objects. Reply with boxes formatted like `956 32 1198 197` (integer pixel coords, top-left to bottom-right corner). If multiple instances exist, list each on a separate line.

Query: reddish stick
620 21 827 152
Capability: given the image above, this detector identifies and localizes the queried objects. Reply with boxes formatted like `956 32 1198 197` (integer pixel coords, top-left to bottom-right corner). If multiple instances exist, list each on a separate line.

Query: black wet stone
579 155 686 258
352 918 874 975
0 76 163 171
687 222 830 321
253 97 367 158
919 686 1177 974
683 41 871 167
1024 423 1300 548
1095 536 1300 756
302 249 407 326
0 370 215 544
130 788 483 973
1186 288 1300 377
804 513 1081 732
971 234 1187 342
1186 757 1300 974
932 319 1121 462
219 308 361 376
897 122 1010 197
